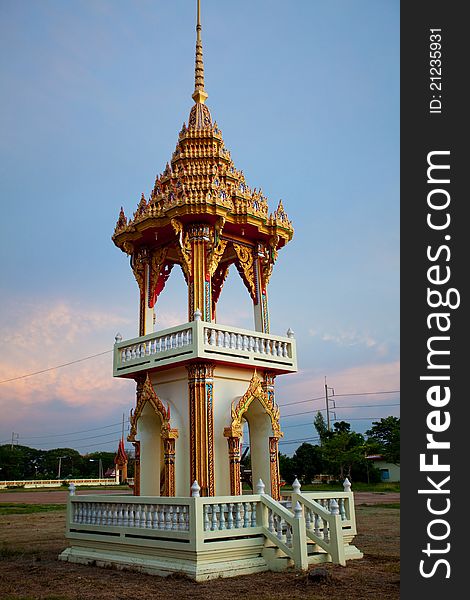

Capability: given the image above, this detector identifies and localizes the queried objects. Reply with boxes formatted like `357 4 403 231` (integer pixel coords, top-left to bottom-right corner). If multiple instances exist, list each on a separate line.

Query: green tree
278 453 295 485
322 427 366 481
314 411 329 444
366 416 400 464
291 443 324 484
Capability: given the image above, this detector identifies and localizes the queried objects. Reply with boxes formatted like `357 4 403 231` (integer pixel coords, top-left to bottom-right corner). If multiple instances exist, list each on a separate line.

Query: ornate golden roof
112 3 292 257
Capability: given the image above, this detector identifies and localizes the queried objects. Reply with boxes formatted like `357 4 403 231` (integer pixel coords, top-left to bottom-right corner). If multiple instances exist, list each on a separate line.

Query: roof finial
192 0 208 104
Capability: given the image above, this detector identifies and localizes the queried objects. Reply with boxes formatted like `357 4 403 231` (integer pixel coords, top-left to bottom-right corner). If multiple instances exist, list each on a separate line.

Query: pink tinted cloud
0 301 134 410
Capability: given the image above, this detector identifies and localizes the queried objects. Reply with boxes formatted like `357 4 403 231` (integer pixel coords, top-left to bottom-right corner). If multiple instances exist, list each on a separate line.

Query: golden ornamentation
171 218 192 279
187 362 215 496
128 373 177 441
226 436 242 496
149 246 169 307
233 243 256 301
269 437 281 501
225 371 283 439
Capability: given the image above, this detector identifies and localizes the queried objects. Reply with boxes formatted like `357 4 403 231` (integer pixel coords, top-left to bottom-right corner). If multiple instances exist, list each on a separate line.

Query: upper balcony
113 318 297 378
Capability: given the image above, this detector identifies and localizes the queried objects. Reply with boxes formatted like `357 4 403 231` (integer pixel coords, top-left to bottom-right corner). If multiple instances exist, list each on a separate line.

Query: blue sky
0 0 399 455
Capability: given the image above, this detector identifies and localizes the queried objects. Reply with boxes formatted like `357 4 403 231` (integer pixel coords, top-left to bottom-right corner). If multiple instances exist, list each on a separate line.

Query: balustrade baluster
158 507 165 529
338 498 346 520
235 503 242 528
147 505 153 528
203 505 210 531
121 350 126 363
243 335 249 351
145 341 151 355
219 504 226 530
227 503 234 529
90 503 96 525
123 505 129 527
253 337 259 353
305 507 311 530
135 505 141 527
268 509 274 533
139 504 147 528
180 506 187 531
188 329 192 344
211 504 218 531
314 512 321 536
209 329 216 346
251 502 257 527
322 518 329 543
283 342 288 357
276 515 284 541
286 523 293 547
243 502 250 527
224 332 230 348
128 505 135 527
165 506 173 530
260 338 265 354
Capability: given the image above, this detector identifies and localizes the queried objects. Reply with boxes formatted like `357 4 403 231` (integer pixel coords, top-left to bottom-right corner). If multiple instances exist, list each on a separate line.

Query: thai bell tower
112 1 296 499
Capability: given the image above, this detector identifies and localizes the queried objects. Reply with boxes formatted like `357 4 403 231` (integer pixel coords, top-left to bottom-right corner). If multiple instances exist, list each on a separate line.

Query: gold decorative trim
225 371 283 439
187 362 215 496
269 437 281 501
233 243 256 302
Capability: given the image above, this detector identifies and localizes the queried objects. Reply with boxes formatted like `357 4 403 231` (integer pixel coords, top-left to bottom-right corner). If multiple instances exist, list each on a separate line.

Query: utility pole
324 377 335 432
10 432 19 450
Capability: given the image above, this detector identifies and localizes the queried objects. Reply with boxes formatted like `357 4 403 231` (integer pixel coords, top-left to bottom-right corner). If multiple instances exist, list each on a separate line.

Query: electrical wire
0 350 112 384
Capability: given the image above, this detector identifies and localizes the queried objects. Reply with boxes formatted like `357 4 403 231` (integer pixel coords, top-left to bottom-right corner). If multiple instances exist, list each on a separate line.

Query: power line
278 395 325 407
20 420 130 440
332 390 400 398
0 350 112 384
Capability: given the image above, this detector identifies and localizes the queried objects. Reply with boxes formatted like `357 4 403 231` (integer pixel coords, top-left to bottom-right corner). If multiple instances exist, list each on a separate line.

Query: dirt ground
0 495 400 600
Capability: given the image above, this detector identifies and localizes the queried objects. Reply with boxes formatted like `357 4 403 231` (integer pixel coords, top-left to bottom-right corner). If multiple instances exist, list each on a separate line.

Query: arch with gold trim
224 371 282 499
128 373 179 496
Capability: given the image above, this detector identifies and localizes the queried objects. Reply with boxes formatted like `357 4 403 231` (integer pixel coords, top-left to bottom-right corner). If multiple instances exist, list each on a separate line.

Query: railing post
327 499 346 566
291 501 308 570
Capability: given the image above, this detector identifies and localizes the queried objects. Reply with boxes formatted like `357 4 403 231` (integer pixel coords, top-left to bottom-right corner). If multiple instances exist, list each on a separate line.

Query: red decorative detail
205 273 210 282
114 437 128 466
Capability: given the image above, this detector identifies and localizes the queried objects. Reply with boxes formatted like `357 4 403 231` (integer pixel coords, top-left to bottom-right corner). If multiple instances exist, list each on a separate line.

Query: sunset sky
0 0 399 456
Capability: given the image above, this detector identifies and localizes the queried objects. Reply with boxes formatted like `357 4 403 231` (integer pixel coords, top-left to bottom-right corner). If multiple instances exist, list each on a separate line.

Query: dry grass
0 504 399 600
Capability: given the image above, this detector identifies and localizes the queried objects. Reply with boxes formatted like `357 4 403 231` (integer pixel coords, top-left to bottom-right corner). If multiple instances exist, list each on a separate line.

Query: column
187 224 212 322
132 441 140 496
226 436 242 496
253 251 270 333
269 437 281 500
187 362 215 496
163 436 177 497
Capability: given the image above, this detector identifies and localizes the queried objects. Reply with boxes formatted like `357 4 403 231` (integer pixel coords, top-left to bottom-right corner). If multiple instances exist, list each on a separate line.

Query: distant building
366 455 400 482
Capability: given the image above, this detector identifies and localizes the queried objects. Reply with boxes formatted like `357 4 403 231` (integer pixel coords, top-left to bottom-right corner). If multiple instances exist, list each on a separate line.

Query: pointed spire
192 0 208 104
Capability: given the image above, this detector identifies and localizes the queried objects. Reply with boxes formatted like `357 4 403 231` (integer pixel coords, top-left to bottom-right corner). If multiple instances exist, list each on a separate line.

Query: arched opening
137 402 163 496
243 398 272 491
153 265 187 328
214 264 253 329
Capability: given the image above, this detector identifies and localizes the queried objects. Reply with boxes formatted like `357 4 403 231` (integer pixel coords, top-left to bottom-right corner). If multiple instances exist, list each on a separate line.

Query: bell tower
112 0 296 499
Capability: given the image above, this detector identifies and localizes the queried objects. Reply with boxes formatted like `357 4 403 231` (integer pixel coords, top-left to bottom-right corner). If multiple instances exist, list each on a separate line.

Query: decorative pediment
224 371 282 439
128 373 178 442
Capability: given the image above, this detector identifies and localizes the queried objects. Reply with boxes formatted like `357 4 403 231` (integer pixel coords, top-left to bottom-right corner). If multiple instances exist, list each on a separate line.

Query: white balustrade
119 328 193 364
70 499 191 532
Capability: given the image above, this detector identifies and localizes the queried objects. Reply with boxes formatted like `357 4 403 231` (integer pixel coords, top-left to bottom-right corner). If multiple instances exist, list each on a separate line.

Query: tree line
277 414 400 485
0 445 134 481
0 415 399 484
